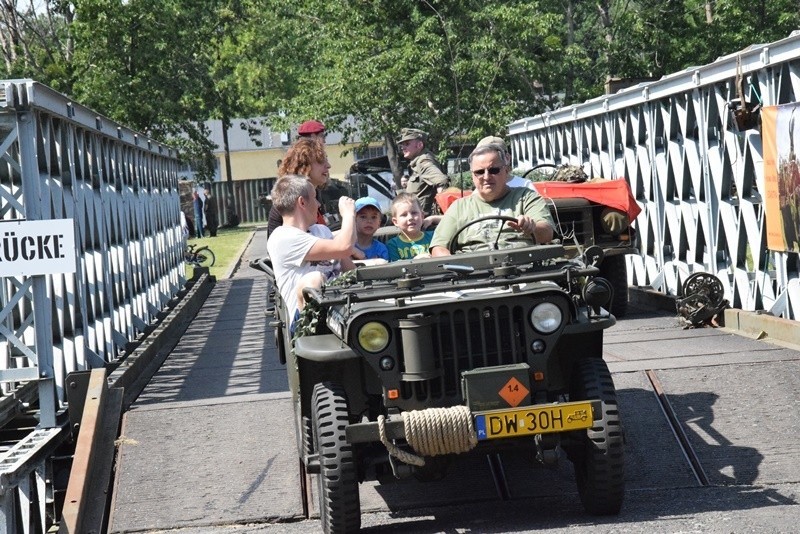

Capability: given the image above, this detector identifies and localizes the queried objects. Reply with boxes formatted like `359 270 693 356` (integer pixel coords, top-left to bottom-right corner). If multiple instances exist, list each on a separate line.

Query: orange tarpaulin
435 189 472 213
435 180 641 221
533 180 641 221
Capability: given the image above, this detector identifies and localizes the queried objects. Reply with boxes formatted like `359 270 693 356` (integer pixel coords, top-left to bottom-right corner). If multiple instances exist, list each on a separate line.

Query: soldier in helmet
397 128 449 216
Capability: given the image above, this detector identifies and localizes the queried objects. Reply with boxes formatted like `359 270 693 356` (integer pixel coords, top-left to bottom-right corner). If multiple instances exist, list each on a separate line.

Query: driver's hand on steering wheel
506 215 535 236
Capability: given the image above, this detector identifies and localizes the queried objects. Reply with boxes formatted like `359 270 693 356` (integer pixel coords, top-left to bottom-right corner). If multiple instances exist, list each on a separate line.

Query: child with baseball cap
352 197 389 264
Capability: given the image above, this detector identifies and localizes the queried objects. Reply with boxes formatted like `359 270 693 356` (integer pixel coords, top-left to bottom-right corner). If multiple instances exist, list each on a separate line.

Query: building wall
204 117 383 182
215 147 284 181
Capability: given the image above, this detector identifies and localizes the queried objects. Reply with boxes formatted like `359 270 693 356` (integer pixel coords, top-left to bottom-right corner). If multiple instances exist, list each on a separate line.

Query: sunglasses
472 166 503 176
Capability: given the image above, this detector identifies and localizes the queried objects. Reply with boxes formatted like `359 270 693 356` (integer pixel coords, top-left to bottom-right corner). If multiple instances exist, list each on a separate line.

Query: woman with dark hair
267 137 331 235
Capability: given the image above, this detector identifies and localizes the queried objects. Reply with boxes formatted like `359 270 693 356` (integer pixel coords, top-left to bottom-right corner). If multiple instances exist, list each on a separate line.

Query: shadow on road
131 277 289 406
359 383 793 533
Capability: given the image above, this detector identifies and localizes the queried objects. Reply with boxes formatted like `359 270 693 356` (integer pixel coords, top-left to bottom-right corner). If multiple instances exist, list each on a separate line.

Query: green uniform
430 187 554 253
405 151 449 216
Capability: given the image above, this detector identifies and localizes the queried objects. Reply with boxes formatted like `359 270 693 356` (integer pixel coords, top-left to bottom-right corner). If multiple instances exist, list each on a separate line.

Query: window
354 146 387 160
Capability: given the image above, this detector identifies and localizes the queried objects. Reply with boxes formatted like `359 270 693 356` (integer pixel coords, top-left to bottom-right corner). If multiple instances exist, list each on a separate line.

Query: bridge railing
509 32 800 321
0 80 184 531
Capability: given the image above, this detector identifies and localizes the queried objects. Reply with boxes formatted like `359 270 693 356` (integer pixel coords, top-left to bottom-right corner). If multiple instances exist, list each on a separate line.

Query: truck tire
569 358 625 515
599 254 629 317
311 382 360 534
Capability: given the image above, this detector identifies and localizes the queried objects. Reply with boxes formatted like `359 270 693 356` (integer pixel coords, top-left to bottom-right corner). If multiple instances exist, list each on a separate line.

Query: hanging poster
763 104 800 253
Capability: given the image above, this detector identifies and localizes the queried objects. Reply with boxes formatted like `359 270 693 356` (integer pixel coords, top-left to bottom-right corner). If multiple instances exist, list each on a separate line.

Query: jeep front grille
398 304 529 403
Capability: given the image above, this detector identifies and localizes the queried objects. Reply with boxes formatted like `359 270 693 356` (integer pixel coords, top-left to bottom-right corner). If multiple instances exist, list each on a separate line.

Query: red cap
298 120 326 135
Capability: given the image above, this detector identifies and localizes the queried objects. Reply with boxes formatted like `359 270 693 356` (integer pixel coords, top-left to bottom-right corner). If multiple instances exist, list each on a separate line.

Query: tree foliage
1 0 799 177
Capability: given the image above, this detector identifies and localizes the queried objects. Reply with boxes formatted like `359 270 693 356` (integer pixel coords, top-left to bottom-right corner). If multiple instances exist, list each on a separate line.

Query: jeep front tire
312 382 360 533
569 358 625 515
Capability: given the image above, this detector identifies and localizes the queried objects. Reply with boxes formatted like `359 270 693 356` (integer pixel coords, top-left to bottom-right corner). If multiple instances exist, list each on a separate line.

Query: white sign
0 219 76 277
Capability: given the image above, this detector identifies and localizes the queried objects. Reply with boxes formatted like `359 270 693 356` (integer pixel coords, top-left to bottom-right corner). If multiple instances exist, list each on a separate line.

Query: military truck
253 228 625 534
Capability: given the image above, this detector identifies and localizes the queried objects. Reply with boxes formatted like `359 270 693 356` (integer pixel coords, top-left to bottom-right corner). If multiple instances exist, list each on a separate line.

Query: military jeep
254 232 625 533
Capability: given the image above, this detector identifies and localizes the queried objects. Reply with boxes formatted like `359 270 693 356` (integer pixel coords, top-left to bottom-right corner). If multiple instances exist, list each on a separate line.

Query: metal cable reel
676 272 728 327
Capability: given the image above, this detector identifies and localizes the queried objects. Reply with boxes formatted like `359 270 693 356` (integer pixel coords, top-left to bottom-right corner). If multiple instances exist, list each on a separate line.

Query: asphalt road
109 228 800 533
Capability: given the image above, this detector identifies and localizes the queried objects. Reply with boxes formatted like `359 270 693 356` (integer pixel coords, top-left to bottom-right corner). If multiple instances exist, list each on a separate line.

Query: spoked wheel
311 382 360 534
599 255 629 318
682 272 723 304
568 358 625 515
196 247 216 267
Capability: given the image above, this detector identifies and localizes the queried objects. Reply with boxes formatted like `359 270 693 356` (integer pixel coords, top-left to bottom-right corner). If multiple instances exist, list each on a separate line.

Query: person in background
204 187 219 237
399 175 409 192
386 193 435 261
297 120 327 141
352 197 389 263
192 189 205 238
397 128 449 216
266 175 356 329
268 138 331 236
429 143 554 256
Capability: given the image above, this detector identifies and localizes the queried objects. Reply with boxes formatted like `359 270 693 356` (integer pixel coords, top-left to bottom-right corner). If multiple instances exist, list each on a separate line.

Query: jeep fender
294 334 360 362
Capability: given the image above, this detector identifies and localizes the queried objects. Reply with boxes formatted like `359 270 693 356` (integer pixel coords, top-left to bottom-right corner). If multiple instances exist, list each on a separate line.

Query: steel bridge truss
509 32 800 322
0 80 184 532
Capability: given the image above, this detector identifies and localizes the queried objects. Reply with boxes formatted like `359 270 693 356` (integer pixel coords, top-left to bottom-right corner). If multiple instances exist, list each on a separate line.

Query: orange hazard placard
498 377 529 407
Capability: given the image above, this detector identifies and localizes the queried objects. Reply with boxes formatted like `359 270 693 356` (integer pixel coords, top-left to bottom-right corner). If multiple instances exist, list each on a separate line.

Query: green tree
4 0 800 185
270 0 567 182
0 1 75 91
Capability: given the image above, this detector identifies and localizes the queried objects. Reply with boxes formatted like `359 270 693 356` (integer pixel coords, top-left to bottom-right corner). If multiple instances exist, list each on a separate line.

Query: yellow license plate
474 401 594 440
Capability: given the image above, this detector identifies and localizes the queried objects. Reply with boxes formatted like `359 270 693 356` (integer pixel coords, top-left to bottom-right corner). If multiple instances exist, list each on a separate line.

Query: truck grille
399 304 529 403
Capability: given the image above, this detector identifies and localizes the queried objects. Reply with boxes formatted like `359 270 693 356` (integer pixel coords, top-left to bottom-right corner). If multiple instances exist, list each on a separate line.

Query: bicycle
184 243 216 268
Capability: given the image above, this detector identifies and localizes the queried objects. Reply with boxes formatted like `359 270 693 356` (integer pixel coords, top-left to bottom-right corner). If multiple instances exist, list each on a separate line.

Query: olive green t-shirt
430 187 553 252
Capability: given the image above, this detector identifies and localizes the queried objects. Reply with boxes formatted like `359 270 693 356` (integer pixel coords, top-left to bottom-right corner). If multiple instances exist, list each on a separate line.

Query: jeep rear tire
311 382 360 534
599 254 629 318
569 358 624 515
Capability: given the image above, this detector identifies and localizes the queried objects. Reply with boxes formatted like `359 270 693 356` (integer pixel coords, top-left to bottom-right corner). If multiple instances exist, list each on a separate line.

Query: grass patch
186 223 258 279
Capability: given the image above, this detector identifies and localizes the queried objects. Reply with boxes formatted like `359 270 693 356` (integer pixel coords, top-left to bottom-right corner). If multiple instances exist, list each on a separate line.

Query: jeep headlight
530 302 562 334
358 321 390 353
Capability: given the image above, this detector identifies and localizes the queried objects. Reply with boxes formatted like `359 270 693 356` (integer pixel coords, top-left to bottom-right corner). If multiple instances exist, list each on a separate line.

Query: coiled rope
377 406 478 467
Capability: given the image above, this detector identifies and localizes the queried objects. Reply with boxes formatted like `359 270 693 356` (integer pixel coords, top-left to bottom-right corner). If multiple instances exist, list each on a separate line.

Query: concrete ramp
109 272 303 532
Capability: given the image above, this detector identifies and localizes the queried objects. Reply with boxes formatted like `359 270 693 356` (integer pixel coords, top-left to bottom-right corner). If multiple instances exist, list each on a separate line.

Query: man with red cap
297 120 326 141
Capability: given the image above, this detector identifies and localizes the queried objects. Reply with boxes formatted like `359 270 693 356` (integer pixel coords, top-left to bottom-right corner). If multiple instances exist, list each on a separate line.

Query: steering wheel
447 215 520 254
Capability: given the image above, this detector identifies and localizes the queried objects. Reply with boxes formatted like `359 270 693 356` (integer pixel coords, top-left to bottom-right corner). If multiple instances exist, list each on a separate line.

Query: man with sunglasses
477 135 536 189
429 143 553 256
397 128 449 216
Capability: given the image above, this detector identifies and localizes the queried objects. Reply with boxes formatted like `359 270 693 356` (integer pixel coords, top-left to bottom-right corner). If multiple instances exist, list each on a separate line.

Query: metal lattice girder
0 79 185 530
1 80 185 413
509 32 800 321
0 427 65 533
